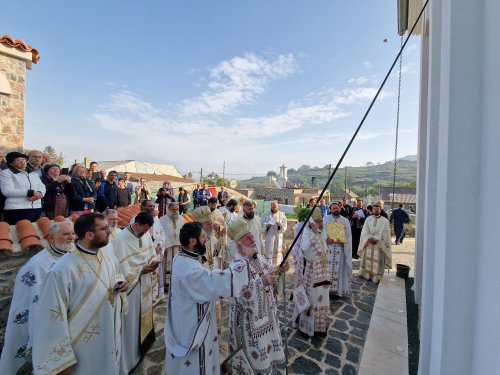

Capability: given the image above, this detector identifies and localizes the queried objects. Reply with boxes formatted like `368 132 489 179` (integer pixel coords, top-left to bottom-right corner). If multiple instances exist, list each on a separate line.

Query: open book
327 221 347 243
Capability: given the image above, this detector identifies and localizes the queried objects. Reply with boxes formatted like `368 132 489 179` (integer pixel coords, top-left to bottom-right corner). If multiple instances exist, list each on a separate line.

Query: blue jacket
98 181 118 209
70 176 96 211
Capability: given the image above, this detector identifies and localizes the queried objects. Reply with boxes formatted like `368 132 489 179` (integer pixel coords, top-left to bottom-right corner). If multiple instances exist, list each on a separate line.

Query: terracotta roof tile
0 34 40 63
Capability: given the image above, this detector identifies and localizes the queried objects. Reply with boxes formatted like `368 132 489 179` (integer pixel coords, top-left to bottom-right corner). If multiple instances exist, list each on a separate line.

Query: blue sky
4 0 421 179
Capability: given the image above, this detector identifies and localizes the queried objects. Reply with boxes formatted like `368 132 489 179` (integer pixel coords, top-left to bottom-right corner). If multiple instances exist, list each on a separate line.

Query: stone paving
132 258 380 375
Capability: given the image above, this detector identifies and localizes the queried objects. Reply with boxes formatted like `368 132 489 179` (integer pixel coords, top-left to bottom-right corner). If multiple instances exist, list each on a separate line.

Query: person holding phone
112 211 159 374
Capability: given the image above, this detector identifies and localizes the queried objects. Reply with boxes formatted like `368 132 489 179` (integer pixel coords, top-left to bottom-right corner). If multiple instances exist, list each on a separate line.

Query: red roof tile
0 34 40 63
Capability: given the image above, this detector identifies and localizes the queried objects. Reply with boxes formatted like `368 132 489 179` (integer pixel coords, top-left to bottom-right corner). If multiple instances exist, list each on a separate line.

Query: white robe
130 215 165 249
323 214 353 296
31 247 125 375
228 254 285 374
112 228 157 375
0 247 63 374
159 214 185 295
261 210 288 266
358 215 392 283
164 248 249 375
109 227 122 242
293 225 330 334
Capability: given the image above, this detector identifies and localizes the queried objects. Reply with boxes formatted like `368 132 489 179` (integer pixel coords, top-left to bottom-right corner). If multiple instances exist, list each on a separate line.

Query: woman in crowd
117 178 131 208
41 163 72 219
0 152 46 224
156 181 175 217
69 164 96 214
177 187 190 214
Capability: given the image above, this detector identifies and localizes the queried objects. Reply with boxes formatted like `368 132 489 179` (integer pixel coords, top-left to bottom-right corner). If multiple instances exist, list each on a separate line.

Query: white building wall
418 0 500 374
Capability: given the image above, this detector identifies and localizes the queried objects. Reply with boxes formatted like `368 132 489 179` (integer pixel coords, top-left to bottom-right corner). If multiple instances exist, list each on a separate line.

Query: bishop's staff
275 0 429 276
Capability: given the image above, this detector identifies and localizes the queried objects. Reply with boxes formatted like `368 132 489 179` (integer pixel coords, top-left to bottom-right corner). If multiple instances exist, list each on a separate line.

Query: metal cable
278 0 430 270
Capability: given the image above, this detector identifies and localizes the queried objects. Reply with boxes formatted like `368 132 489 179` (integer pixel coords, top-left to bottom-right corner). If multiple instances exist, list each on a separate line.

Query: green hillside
238 159 417 196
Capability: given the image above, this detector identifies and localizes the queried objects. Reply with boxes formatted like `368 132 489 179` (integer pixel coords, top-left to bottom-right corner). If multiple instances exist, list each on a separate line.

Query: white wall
418 0 500 374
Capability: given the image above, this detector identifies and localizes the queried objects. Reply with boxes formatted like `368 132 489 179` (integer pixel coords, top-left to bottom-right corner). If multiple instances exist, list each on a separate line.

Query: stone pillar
0 35 39 153
418 0 500 373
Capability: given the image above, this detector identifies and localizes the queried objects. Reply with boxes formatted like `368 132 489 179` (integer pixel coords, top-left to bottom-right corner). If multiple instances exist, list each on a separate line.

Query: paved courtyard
132 238 415 374
132 261 383 375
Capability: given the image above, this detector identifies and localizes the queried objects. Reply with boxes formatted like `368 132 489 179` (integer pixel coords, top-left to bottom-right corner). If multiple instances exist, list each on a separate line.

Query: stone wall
254 187 294 204
0 54 26 152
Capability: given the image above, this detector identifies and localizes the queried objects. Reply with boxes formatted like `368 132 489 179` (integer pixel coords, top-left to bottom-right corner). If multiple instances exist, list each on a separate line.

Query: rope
278 0 430 271
391 35 404 212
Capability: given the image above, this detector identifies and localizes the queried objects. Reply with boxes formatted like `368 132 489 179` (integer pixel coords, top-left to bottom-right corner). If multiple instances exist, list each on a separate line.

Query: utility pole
328 163 332 203
200 168 203 184
222 161 225 181
344 166 348 197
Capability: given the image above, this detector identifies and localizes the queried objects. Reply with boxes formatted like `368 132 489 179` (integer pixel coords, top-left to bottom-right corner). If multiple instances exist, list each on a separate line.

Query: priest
104 208 122 241
292 208 331 337
231 200 263 258
113 211 159 374
192 205 219 270
323 202 352 297
227 218 286 374
31 213 129 375
0 221 75 374
357 204 392 284
164 222 249 375
261 200 287 266
159 202 185 295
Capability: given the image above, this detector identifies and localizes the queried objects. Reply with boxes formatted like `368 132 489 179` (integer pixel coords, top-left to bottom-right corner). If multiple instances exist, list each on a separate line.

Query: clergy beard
244 212 255 220
90 237 108 249
210 207 215 212
271 209 277 214
229 207 236 213
168 213 179 220
333 212 340 217
53 240 72 252
239 244 258 259
194 239 206 256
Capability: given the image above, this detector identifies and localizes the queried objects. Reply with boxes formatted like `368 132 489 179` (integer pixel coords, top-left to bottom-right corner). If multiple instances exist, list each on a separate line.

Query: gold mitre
210 211 224 225
227 218 251 242
192 206 212 223
311 207 323 221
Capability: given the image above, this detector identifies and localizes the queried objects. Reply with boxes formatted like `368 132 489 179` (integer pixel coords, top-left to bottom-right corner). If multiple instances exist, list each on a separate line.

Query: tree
43 145 64 165
266 171 277 177
203 172 230 187
366 161 374 166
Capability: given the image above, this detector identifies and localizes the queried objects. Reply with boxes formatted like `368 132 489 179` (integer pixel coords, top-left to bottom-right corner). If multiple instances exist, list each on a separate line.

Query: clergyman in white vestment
357 204 392 284
261 201 288 266
31 213 129 375
0 221 76 374
113 211 159 375
164 221 249 375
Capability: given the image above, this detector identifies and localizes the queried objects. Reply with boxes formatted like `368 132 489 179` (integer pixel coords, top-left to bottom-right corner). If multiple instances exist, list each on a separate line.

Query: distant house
331 188 359 203
94 160 195 190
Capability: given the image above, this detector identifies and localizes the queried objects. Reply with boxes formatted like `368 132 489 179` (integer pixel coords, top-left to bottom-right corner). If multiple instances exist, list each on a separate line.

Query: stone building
0 35 39 153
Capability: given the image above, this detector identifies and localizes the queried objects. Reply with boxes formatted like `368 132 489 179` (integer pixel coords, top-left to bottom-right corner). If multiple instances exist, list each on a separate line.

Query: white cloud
363 61 373 69
179 53 298 117
90 53 388 172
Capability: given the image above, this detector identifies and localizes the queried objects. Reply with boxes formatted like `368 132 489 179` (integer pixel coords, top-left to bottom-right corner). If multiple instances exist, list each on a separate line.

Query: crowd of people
0 150 406 374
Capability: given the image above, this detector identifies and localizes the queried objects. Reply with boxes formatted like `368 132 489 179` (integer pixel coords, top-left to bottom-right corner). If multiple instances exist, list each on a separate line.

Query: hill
238 158 417 196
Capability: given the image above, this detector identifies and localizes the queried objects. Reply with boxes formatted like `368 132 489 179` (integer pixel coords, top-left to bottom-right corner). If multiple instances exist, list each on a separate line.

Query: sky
3 0 422 180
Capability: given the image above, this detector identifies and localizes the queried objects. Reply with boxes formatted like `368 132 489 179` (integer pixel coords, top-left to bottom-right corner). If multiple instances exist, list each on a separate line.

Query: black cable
278 0 430 270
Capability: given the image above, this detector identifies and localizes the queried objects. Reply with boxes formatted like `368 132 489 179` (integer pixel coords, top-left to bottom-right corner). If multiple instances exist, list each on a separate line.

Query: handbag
221 347 256 375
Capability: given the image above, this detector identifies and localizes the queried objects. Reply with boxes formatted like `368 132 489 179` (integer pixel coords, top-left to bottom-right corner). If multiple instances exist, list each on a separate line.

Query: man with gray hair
104 208 121 241
159 202 184 295
0 220 76 373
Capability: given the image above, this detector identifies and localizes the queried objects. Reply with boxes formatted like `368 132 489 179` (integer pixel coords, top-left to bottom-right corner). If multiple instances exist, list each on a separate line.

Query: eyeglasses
94 226 111 233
